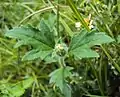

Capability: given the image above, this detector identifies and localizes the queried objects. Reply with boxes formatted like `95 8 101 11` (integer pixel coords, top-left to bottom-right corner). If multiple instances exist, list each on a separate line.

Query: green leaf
49 68 64 91
63 83 71 97
5 16 56 61
5 26 36 40
49 66 73 96
44 55 57 64
69 29 87 50
40 18 55 47
9 84 25 97
5 25 53 49
9 77 34 97
69 29 114 59
22 49 52 61
71 47 99 59
22 77 34 89
82 32 114 47
0 77 34 97
47 14 56 32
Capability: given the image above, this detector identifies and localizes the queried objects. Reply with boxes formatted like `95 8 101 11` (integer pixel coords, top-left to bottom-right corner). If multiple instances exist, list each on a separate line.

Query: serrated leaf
63 67 73 78
69 29 87 50
49 66 73 93
49 68 64 92
44 55 57 64
40 18 55 47
5 26 36 40
22 49 52 61
5 26 53 49
14 40 25 48
71 47 99 59
47 14 56 32
3 77 34 97
63 83 71 97
82 32 114 47
69 29 114 59
5 16 56 61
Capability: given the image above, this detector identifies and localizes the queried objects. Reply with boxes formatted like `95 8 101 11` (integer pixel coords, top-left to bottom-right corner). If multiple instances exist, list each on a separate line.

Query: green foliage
69 29 114 59
5 19 114 61
5 14 114 97
0 77 34 97
49 66 73 97
5 16 56 61
1 0 120 97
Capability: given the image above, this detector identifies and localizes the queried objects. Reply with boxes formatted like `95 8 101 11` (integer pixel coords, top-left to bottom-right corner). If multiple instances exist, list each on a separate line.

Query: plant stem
101 45 120 72
57 0 60 37
58 57 66 68
88 60 104 96
19 6 54 25
66 0 90 31
47 0 73 37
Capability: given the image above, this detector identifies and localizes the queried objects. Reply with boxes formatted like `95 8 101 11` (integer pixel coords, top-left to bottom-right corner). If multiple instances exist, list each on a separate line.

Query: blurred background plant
0 0 120 97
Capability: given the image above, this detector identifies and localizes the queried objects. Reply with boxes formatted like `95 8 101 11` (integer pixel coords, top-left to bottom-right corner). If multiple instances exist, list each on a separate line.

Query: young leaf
49 66 73 97
69 29 114 59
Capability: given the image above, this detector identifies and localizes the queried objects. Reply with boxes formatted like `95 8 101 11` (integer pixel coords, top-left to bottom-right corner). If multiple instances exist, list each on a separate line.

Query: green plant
5 12 114 97
0 77 34 97
1 0 120 97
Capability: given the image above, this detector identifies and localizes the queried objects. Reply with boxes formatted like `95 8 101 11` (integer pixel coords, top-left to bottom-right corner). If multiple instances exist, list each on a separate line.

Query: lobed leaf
49 66 73 96
40 18 55 47
69 29 114 59
5 16 56 61
70 47 99 59
22 49 52 61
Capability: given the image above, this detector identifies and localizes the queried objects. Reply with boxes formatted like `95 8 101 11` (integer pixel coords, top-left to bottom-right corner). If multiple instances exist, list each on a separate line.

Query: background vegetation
0 0 120 97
